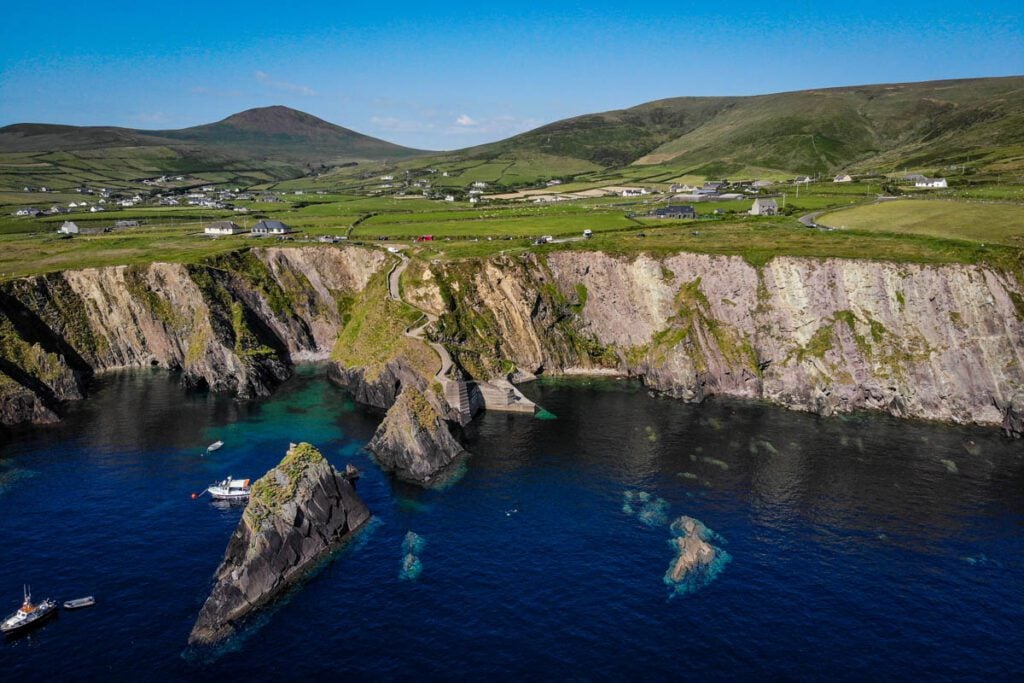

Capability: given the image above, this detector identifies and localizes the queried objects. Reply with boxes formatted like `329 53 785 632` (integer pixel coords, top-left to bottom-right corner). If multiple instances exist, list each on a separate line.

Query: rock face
366 384 468 485
0 247 386 425
189 443 370 646
409 251 1024 432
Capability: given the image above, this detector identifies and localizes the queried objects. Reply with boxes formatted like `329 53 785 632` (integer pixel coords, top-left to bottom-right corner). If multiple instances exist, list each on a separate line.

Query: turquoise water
0 368 1022 679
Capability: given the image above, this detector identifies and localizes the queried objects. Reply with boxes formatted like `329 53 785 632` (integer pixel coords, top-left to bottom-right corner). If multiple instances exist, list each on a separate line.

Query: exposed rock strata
411 251 1024 433
189 443 370 646
0 247 385 425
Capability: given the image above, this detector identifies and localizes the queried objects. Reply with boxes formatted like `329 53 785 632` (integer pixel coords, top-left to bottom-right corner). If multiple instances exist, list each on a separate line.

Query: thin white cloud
445 114 542 136
254 71 316 96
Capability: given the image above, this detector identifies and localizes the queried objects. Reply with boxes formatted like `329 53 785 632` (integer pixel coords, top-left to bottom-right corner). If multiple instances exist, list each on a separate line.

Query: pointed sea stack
188 442 370 646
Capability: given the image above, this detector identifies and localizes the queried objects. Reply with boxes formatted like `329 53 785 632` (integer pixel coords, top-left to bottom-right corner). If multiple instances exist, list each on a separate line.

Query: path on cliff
387 252 453 380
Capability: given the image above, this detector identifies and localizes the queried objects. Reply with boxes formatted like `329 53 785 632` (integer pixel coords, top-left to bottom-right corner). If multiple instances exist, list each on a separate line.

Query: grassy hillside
465 76 1024 178
0 106 428 190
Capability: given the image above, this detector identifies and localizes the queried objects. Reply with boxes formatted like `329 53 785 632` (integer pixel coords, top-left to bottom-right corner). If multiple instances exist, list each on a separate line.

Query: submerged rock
367 385 468 486
188 442 370 646
664 516 730 597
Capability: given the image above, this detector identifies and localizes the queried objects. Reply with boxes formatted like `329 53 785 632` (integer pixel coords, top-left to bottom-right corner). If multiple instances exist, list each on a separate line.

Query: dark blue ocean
0 366 1021 680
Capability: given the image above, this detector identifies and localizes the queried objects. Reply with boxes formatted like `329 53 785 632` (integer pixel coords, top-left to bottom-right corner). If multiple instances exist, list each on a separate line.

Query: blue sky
1 1 1021 150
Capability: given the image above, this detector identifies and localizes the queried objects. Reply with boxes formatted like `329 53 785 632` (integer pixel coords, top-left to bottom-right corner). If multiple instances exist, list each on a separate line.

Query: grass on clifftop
331 267 439 380
819 199 1024 247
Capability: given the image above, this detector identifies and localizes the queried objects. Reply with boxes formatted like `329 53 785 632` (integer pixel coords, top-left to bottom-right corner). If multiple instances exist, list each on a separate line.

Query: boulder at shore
188 442 370 646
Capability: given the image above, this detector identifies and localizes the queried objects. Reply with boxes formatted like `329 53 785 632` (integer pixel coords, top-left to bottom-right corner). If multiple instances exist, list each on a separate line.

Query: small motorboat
2 586 57 637
63 596 95 610
206 440 225 453
206 476 251 501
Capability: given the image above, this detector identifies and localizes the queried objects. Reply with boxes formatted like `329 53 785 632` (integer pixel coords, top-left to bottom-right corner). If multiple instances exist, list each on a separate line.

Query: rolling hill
0 106 428 162
0 107 429 190
464 76 1024 177
2 76 1022 193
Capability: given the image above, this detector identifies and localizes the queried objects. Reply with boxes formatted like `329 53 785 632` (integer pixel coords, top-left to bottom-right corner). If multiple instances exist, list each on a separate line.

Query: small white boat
63 596 95 610
206 440 225 453
206 476 251 501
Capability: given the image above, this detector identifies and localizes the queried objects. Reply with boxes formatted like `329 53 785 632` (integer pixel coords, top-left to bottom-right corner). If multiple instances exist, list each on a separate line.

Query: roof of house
207 220 242 230
753 198 778 206
253 219 290 231
652 205 696 215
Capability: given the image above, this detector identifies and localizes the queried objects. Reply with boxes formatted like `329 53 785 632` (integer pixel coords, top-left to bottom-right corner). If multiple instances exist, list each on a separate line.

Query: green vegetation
245 442 326 531
820 199 1024 246
331 270 436 380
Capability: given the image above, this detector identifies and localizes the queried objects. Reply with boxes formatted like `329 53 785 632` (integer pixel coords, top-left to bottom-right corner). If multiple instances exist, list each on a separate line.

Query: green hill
3 77 1022 193
465 76 1024 177
0 107 429 190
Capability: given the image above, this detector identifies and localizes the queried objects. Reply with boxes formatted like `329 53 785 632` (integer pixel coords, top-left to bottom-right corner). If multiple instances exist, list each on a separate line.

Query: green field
820 199 1024 246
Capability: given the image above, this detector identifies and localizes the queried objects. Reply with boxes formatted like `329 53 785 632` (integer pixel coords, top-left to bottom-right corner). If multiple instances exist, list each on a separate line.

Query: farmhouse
58 221 80 235
902 173 927 183
205 220 246 236
794 176 813 184
915 177 948 189
14 207 42 217
252 220 292 236
750 198 779 216
833 174 853 183
114 220 140 228
650 205 697 219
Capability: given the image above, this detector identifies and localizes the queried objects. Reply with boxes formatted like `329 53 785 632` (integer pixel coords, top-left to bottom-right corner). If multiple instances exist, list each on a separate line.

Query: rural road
799 210 826 227
387 252 454 380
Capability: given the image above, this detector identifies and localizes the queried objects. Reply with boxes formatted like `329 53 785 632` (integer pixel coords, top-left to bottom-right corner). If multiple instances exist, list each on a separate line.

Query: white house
915 177 948 189
794 176 813 184
251 220 292 236
444 194 455 202
750 198 779 216
471 181 487 189
621 188 647 197
833 174 853 183
58 221 80 235
204 221 246 236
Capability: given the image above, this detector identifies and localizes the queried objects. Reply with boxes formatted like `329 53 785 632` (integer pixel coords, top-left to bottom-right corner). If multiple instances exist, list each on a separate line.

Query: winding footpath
387 252 454 380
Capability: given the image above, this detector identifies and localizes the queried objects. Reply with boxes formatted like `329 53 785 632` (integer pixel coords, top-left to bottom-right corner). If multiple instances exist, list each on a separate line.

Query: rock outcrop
189 442 370 646
663 516 729 596
366 384 468 485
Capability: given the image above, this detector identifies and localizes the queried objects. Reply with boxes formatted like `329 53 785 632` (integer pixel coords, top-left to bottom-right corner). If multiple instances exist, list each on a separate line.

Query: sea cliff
2 246 1023 438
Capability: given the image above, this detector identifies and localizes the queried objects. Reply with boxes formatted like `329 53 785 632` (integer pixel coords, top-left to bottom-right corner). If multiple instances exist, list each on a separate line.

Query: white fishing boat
206 440 225 453
2 586 57 636
206 476 251 501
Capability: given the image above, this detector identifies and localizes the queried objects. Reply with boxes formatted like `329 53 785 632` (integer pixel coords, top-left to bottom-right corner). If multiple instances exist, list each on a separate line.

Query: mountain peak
215 106 340 135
